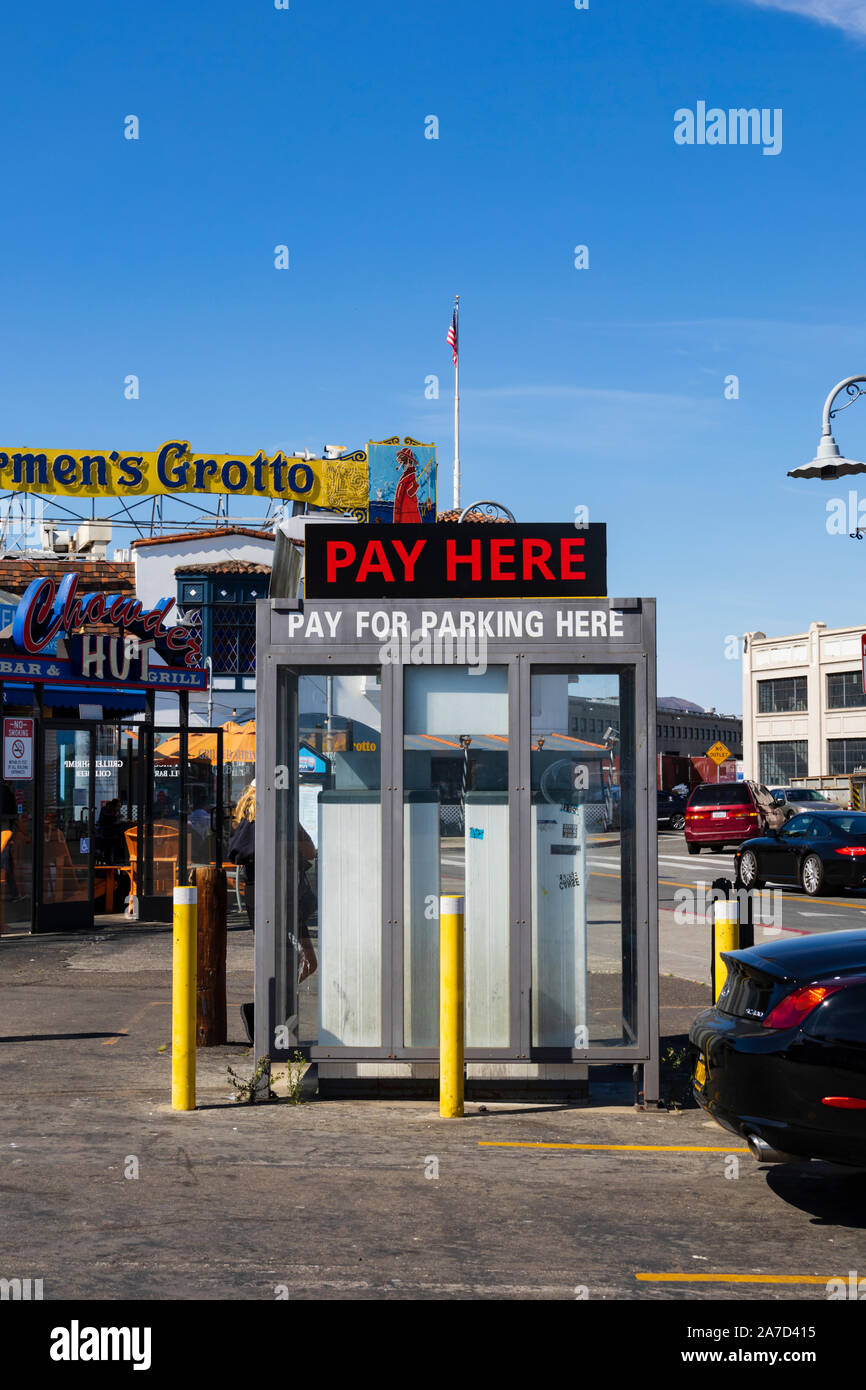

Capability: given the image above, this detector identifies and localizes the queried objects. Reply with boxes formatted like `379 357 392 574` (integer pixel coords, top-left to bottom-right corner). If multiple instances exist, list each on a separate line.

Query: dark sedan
735 809 866 897
690 930 866 1165
657 789 687 831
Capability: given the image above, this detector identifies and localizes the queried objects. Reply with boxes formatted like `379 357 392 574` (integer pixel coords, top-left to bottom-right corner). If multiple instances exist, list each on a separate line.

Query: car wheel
671 813 685 831
687 842 700 855
801 853 826 897
738 850 764 890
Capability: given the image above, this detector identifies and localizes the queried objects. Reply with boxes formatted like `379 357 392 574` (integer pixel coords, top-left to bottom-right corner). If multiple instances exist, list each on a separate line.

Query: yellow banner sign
0 441 369 507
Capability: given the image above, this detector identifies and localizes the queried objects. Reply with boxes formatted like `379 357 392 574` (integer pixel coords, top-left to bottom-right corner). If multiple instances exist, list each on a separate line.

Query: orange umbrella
155 719 256 764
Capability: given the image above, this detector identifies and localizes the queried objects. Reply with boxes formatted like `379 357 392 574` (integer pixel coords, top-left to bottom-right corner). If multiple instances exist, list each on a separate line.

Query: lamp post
789 375 866 481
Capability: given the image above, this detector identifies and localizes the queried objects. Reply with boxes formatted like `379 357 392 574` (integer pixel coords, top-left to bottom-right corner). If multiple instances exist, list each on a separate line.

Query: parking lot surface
2 923 865 1302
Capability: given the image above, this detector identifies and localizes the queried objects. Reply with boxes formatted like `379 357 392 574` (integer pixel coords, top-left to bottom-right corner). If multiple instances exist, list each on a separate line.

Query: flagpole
453 294 460 511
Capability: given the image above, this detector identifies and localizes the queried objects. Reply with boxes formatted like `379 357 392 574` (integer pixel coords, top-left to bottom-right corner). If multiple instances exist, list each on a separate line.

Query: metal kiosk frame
254 593 659 1104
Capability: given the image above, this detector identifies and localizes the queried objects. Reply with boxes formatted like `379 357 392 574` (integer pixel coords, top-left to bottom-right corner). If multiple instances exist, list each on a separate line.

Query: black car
657 789 687 831
690 930 866 1165
735 809 866 897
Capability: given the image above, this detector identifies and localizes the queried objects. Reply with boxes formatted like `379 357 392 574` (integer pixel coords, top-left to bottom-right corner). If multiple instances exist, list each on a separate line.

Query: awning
1 684 148 713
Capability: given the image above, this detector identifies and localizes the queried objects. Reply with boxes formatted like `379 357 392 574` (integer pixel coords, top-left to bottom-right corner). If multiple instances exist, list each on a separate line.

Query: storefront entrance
2 714 230 933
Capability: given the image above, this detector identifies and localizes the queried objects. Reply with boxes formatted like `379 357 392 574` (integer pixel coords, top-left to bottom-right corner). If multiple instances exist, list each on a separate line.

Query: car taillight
762 983 843 1029
821 1096 866 1109
835 846 866 856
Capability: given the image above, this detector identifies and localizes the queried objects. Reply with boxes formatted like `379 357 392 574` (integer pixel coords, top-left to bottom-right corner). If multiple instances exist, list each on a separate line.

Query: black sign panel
304 523 607 599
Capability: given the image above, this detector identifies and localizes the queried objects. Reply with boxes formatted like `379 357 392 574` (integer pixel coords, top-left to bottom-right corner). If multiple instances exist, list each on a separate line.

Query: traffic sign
706 740 731 766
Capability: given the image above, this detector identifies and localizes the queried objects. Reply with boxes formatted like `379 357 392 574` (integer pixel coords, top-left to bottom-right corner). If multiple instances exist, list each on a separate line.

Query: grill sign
305 523 607 599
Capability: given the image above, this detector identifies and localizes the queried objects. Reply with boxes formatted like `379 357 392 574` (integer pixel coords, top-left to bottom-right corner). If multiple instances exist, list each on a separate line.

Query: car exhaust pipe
746 1134 798 1164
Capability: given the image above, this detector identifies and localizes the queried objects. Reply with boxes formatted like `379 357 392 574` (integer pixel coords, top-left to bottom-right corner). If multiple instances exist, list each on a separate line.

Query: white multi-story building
742 621 866 784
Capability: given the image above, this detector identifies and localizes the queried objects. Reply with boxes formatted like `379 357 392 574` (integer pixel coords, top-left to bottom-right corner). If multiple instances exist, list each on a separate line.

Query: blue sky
1 0 865 713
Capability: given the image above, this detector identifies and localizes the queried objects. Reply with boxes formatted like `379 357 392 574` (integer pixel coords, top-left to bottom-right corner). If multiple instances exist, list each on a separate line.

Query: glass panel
276 669 382 1048
828 738 866 775
827 670 866 710
403 666 510 1048
531 669 636 1048
758 740 808 783
43 729 91 905
757 677 807 714
1 771 34 932
94 725 133 865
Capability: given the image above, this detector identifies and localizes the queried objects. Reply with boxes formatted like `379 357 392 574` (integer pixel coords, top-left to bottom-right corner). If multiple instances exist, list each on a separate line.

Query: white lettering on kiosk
288 607 627 641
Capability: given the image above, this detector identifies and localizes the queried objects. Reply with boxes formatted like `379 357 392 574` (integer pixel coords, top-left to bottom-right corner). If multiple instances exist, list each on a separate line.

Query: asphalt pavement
2 839 866 1304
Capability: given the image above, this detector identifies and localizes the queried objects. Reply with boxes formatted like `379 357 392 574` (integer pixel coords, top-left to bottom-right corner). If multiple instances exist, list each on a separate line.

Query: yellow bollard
439 894 465 1118
713 899 739 1003
172 885 197 1111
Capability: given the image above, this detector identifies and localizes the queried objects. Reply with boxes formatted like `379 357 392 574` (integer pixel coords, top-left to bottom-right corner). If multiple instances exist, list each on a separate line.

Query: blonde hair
234 783 256 823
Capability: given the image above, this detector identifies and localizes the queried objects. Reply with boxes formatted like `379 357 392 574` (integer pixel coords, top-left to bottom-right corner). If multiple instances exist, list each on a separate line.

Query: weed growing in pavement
286 1051 306 1105
227 1056 273 1104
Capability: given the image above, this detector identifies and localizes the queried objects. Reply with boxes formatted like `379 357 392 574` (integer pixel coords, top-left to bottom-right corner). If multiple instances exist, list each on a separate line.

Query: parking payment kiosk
254 521 659 1101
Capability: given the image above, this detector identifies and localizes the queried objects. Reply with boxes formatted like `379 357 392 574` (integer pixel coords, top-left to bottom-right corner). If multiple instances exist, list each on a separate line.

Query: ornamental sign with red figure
304 523 607 600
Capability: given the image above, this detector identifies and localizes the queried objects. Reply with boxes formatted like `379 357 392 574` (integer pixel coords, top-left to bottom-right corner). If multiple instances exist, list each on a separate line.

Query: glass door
402 665 511 1050
36 725 95 932
529 666 638 1054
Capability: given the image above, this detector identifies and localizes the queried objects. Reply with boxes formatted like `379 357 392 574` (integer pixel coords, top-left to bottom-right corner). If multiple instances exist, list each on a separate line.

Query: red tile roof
175 561 271 575
0 556 135 596
130 527 274 548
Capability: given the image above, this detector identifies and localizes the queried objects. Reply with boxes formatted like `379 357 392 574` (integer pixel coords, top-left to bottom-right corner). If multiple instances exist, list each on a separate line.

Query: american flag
447 306 458 365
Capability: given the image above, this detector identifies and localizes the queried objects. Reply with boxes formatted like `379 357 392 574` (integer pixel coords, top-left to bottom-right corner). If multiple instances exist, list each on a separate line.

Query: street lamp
789 375 866 480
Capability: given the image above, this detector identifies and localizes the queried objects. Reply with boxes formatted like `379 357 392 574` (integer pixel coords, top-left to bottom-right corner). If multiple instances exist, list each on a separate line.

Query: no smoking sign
3 718 33 780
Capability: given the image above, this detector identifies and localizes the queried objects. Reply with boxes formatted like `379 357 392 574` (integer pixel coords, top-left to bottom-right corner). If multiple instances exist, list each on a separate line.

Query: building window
758 677 807 714
759 740 808 784
827 671 866 710
828 739 866 775
213 605 256 676
177 571 264 682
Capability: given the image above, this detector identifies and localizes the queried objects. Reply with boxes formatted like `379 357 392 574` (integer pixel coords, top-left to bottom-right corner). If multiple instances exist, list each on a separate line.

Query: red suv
684 780 780 855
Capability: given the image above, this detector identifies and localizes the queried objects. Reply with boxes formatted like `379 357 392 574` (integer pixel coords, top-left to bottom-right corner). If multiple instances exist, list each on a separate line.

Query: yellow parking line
102 1000 170 1045
479 1141 749 1153
636 1272 841 1285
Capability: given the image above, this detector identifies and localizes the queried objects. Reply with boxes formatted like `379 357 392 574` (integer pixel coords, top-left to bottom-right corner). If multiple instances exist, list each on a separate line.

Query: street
588 831 866 989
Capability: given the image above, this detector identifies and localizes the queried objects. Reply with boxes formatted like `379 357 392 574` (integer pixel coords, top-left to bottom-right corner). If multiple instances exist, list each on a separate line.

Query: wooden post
195 865 227 1045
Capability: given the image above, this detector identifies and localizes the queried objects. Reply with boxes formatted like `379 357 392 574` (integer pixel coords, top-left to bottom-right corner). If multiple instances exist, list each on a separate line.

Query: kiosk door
36 725 95 932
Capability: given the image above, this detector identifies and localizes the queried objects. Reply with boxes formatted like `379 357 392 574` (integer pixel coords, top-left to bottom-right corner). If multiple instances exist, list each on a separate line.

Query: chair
222 862 244 913
124 822 181 901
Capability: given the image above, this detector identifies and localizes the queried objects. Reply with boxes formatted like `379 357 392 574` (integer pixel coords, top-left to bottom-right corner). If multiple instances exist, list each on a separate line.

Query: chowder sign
10 574 208 690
